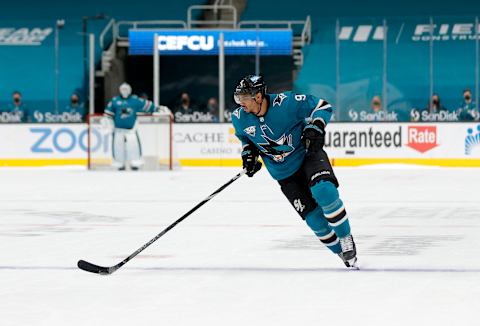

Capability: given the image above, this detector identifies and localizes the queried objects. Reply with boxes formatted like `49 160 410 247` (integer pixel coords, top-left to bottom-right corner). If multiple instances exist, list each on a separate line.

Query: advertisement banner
129 29 292 56
322 122 480 166
337 19 480 44
1 123 480 167
173 123 242 166
0 124 89 165
0 124 89 159
174 122 480 166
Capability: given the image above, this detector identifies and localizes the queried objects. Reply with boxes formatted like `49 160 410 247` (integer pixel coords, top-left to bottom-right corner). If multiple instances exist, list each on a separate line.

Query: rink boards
0 122 479 167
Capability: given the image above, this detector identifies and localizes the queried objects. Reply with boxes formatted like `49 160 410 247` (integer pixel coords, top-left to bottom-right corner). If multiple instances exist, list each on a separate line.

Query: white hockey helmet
119 82 132 98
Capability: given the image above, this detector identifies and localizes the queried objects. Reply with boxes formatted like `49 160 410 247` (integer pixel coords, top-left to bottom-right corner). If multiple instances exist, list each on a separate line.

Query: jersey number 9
295 94 306 101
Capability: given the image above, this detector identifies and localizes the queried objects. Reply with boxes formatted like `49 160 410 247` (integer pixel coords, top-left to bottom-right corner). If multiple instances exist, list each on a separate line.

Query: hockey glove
241 143 262 177
301 120 325 152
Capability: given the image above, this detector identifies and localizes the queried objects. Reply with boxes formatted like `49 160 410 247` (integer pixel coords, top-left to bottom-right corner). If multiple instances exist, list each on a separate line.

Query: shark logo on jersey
244 126 256 136
120 107 134 119
258 133 295 162
273 93 287 107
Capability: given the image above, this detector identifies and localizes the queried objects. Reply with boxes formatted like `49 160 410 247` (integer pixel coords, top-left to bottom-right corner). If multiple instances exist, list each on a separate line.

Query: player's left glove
241 143 262 177
301 120 325 152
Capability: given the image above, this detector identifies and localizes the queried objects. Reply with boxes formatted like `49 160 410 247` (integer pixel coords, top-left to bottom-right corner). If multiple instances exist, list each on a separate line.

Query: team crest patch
120 107 133 119
273 93 287 107
232 108 241 119
244 126 256 136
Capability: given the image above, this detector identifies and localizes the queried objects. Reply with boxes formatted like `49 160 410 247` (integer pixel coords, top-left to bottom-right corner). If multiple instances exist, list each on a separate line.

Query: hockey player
105 83 158 170
232 75 358 268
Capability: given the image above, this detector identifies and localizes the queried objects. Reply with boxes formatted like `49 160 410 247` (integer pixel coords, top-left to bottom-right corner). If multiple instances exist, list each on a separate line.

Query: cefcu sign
129 29 292 55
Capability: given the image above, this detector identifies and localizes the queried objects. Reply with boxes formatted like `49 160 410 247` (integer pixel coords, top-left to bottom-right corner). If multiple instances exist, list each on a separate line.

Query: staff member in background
6 91 29 122
457 88 478 121
425 94 448 114
206 97 219 122
370 95 382 113
174 92 195 115
64 92 86 122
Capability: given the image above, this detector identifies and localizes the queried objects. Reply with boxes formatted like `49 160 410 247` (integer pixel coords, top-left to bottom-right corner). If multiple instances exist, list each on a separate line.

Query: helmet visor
234 93 255 105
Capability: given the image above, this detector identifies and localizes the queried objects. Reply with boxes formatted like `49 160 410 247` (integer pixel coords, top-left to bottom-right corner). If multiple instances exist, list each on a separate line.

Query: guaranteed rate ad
129 29 292 56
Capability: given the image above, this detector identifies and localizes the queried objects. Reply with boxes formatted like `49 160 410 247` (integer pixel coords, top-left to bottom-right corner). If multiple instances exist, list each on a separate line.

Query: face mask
373 101 381 106
181 98 188 105
432 100 439 106
465 95 471 101
119 83 132 98
14 97 20 103
72 99 78 104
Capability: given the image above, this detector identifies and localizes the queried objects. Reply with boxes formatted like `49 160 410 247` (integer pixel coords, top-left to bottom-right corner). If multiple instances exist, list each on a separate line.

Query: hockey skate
338 234 358 269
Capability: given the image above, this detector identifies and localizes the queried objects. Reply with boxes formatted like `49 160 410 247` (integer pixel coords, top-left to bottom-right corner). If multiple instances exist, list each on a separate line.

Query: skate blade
346 257 359 270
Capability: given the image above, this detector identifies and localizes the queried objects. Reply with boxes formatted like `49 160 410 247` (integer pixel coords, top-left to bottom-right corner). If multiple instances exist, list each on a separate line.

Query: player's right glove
241 143 262 177
301 120 325 152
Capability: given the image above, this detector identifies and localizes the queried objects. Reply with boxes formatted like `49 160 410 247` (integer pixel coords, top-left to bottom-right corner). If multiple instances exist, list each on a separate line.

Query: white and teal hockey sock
311 180 351 238
305 206 342 254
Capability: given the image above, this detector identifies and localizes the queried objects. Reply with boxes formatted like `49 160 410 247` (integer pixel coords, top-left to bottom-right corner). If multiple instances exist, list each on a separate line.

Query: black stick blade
77 260 112 275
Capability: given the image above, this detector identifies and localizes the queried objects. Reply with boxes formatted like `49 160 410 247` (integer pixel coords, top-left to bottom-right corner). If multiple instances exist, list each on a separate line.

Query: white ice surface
0 166 479 326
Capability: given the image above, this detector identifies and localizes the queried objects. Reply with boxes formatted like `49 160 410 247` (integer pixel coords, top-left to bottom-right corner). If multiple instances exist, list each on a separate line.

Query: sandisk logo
158 35 214 51
407 126 438 153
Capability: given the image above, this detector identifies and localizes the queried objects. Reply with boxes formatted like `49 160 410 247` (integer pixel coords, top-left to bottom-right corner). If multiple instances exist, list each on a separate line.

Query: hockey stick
78 169 247 275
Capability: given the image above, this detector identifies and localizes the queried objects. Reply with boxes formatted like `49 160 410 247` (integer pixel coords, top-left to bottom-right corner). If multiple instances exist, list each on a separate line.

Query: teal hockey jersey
232 91 333 180
105 95 156 129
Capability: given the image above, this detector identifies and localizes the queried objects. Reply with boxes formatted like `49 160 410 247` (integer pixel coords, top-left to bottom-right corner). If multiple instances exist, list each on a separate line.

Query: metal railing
99 15 310 48
116 20 187 41
99 18 116 49
238 18 309 32
238 17 311 67
300 15 311 46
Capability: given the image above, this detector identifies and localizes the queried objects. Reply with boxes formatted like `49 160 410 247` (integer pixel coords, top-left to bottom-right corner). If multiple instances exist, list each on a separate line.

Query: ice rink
0 166 479 326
